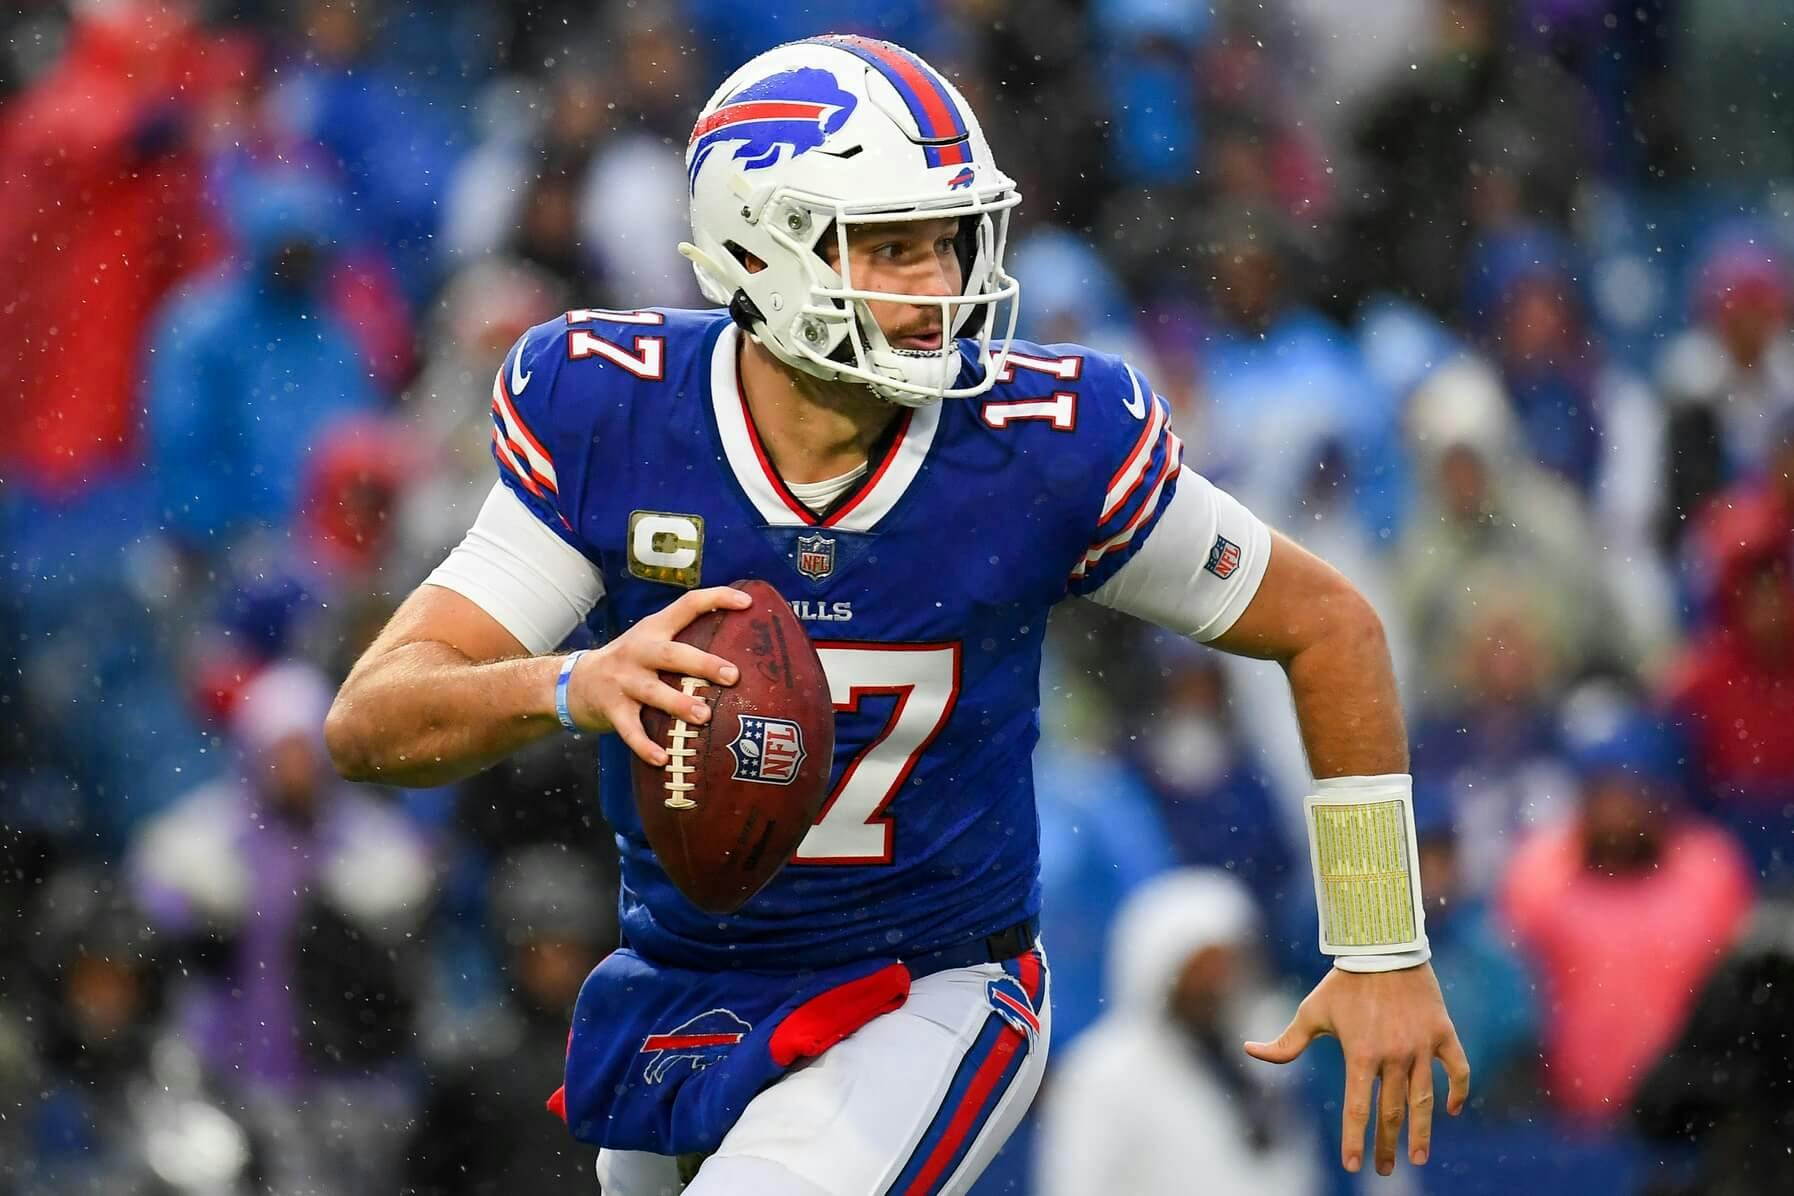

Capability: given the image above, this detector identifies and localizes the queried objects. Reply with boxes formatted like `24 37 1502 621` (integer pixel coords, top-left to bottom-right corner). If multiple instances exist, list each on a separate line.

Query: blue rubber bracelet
555 650 588 734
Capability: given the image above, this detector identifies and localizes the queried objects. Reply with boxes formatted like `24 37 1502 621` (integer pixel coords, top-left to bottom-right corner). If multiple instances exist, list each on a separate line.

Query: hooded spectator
1035 869 1321 1196
1498 705 1754 1125
1662 466 1794 883
145 169 379 558
1397 355 1634 710
1463 225 1608 493
0 0 224 495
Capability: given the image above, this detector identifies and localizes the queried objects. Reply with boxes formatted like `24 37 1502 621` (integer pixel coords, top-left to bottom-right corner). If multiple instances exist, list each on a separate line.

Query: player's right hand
562 586 751 764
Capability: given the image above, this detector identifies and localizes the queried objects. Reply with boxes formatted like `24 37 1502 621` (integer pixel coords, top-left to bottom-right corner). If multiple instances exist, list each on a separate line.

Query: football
631 579 835 915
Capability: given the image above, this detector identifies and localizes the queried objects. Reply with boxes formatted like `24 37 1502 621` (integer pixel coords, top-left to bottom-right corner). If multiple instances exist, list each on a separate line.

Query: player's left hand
1243 962 1470 1175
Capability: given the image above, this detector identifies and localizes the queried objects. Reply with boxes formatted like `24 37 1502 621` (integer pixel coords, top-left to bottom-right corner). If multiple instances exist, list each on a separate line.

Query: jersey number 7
793 643 961 866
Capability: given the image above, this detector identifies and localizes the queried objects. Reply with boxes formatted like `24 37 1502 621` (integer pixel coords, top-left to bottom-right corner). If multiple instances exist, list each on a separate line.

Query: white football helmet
679 35 1021 406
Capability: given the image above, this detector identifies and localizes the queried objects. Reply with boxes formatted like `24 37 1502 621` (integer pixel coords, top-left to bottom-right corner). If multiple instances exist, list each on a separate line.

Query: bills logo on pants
596 950 1052 1196
640 1009 752 1085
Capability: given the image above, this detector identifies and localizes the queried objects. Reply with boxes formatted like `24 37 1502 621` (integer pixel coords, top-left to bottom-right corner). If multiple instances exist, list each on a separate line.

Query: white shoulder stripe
1073 431 1184 579
1099 396 1168 524
491 369 559 493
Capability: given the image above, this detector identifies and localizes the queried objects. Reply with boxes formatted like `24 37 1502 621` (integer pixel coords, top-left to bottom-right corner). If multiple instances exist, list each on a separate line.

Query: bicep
356 482 605 669
1206 528 1370 662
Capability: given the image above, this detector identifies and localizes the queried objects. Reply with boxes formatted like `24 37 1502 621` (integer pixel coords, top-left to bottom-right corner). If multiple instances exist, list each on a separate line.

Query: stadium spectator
393 257 568 581
1341 0 1593 313
1035 869 1320 1196
267 0 467 304
0 0 223 496
1498 707 1754 1125
144 169 379 559
1407 784 1540 1108
1123 640 1309 978
129 661 434 1193
1634 891 1794 1196
406 846 614 1193
1409 597 1579 898
1662 470 1794 884
1033 738 1174 1047
1463 225 1609 494
1396 355 1631 712
1654 235 1794 553
1191 206 1407 544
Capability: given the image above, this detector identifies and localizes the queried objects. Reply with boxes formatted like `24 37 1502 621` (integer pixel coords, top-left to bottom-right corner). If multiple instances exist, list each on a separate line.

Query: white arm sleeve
423 482 605 654
1087 466 1272 641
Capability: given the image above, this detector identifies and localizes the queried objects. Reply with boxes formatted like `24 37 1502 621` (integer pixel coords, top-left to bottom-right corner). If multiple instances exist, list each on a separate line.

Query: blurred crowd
4 0 1794 1193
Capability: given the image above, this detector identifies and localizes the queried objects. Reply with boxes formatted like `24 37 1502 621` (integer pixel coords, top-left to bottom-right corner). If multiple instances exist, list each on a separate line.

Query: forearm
325 640 565 787
1282 603 1407 780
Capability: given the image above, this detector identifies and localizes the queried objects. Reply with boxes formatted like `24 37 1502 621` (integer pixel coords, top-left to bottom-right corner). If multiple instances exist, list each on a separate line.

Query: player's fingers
608 705 667 768
649 640 740 687
1242 1004 1322 1064
654 585 754 631
1407 1054 1436 1166
1440 1032 1472 1116
1375 1060 1409 1176
625 674 711 725
1340 1055 1375 1174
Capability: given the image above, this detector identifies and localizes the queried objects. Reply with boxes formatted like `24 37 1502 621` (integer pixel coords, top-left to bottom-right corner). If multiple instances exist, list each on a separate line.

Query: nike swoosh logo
511 346 532 394
1122 367 1147 418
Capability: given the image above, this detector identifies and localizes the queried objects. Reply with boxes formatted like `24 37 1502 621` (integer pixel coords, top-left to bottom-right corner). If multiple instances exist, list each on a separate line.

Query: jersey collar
710 323 940 530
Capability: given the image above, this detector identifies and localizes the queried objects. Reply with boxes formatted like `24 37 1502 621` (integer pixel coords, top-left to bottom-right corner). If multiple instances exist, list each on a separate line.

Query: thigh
691 948 1051 1196
595 1146 684 1196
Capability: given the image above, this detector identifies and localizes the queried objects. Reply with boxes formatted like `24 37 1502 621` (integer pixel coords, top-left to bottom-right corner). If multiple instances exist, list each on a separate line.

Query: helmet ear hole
725 241 767 274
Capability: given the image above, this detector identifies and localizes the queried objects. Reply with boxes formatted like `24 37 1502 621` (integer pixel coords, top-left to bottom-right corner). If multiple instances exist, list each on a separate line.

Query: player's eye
935 236 957 256
872 242 906 260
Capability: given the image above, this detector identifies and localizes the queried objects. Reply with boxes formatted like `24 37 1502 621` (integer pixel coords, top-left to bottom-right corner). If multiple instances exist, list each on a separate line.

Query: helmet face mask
680 36 1022 407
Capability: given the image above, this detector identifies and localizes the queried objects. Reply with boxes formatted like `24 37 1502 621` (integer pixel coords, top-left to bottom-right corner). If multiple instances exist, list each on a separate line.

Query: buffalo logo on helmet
728 716 807 785
688 67 858 190
639 1009 752 1084
948 166 975 190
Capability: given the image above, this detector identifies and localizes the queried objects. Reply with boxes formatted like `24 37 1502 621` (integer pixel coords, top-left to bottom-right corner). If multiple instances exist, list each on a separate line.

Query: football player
326 35 1469 1195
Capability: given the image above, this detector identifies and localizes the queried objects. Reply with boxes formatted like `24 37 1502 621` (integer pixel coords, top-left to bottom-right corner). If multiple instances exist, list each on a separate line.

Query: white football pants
596 949 1050 1196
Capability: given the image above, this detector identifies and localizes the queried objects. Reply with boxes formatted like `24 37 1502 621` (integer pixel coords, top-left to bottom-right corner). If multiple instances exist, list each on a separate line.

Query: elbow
1290 576 1388 667
1333 585 1388 658
323 692 374 783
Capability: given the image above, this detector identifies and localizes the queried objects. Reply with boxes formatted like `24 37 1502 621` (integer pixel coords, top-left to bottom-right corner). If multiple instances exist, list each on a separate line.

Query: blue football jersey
488 307 1183 971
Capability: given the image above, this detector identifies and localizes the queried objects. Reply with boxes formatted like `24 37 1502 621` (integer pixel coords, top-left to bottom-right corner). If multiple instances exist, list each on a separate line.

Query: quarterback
326 35 1469 1195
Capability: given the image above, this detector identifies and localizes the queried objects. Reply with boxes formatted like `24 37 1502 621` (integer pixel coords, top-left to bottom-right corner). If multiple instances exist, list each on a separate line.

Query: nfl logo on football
795 532 835 581
728 716 808 785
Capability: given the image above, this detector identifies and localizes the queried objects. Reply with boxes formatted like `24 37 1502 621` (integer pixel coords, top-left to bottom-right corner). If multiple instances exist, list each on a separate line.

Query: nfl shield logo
796 533 835 580
1205 535 1242 580
728 716 807 785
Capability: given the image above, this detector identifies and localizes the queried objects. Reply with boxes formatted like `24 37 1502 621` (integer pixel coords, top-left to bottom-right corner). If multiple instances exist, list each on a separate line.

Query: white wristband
1304 774 1430 968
